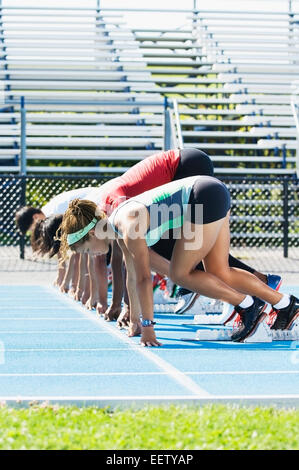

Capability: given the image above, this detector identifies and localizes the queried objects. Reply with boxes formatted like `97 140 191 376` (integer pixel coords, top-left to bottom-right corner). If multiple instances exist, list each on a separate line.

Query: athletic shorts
187 175 231 225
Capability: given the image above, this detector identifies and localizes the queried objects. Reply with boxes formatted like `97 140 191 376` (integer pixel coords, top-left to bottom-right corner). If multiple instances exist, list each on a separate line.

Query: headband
67 217 98 246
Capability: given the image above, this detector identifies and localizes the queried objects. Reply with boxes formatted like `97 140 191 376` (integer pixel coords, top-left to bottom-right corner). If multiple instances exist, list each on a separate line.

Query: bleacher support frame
7 96 179 175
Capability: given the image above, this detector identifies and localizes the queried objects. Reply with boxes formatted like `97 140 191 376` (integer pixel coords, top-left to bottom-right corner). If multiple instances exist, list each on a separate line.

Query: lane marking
0 318 98 321
2 348 134 352
0 394 299 402
0 372 177 377
0 304 94 309
0 370 299 377
48 287 211 398
0 331 107 334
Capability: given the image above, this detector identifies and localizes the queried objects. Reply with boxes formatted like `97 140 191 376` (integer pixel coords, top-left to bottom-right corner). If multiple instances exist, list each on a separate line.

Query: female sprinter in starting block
91 148 282 323
59 174 299 345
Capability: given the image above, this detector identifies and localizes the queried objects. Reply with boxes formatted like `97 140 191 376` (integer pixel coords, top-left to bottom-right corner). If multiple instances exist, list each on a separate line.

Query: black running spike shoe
270 295 299 330
231 297 267 342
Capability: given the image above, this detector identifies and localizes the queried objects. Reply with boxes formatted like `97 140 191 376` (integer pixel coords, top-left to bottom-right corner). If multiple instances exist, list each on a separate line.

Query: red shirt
99 149 180 215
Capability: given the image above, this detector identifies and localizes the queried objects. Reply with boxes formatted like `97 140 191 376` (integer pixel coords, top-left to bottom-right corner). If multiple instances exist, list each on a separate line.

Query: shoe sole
175 293 200 315
232 304 268 343
229 278 282 328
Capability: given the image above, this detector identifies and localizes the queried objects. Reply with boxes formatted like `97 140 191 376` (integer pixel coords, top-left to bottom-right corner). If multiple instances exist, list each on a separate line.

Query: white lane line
0 331 107 334
0 394 221 401
0 318 96 321
0 372 167 377
187 370 299 376
1 394 299 403
3 348 133 352
47 286 211 398
0 318 94 320
0 307 71 310
0 370 298 378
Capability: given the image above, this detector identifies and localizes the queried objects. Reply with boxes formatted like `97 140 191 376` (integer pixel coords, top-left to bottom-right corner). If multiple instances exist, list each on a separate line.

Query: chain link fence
0 174 298 275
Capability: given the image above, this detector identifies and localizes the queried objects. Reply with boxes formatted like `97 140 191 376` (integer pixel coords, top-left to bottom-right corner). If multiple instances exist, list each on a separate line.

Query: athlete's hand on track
85 297 98 310
140 327 162 347
60 283 69 294
81 290 90 306
104 305 122 322
96 302 108 316
68 286 76 298
53 277 60 288
128 321 142 337
116 305 130 328
74 289 83 302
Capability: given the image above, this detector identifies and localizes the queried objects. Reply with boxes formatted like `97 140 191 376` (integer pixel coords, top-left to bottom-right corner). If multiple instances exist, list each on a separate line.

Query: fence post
19 96 27 259
163 97 171 150
283 179 289 258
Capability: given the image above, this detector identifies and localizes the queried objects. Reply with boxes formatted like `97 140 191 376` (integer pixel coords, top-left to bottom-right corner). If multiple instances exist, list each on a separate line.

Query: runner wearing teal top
61 175 299 346
108 176 203 247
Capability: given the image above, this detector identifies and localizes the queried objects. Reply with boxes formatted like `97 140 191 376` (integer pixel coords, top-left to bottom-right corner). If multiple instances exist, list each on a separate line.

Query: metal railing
163 98 183 151
291 81 299 178
167 99 183 150
3 96 169 176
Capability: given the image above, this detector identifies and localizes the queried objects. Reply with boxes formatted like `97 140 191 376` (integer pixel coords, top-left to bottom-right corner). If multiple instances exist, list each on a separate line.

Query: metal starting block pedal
193 302 275 326
154 303 177 313
153 291 177 312
182 317 299 343
193 302 232 325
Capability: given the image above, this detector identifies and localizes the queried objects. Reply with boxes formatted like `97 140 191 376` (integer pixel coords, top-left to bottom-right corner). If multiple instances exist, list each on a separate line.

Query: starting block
182 317 299 343
154 303 177 313
193 301 232 325
193 302 275 327
154 291 178 313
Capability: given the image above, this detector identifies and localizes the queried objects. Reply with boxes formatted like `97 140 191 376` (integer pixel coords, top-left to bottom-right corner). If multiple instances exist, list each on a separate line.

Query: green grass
0 404 298 450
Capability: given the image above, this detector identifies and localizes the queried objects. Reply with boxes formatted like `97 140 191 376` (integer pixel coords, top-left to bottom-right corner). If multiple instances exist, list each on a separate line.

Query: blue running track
0 285 298 408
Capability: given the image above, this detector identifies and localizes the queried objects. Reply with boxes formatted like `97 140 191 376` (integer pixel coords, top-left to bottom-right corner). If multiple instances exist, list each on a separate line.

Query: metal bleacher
0 5 164 174
134 6 299 175
0 4 299 176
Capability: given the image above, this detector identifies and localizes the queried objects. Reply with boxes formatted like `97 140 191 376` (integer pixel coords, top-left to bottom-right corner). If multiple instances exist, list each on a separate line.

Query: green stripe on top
145 214 184 247
153 192 171 204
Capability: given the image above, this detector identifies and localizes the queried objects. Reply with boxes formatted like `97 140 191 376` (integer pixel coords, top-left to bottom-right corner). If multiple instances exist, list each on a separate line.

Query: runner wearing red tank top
99 149 181 215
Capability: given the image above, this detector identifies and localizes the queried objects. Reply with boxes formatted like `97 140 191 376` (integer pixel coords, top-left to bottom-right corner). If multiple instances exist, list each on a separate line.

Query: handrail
164 99 184 150
14 95 167 177
0 6 298 15
172 99 184 150
291 83 299 178
3 99 165 107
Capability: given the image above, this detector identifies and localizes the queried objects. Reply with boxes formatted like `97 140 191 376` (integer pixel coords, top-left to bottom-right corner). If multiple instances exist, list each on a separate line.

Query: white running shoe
174 288 200 315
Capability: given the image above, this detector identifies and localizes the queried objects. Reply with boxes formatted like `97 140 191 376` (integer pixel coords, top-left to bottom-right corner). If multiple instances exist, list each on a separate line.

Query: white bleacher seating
0 5 298 176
